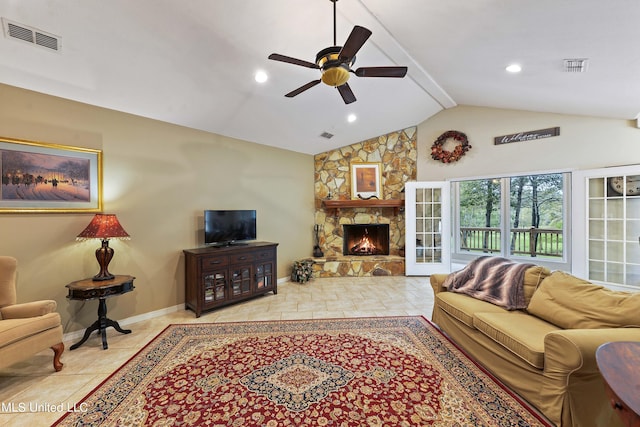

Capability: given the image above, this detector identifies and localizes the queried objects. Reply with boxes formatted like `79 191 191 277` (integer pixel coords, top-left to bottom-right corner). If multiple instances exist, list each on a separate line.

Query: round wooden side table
66 275 135 350
596 341 640 427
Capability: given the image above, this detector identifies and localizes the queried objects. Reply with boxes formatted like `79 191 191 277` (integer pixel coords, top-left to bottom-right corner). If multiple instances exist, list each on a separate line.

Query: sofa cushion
0 313 62 349
474 312 560 369
527 271 640 329
522 265 551 305
435 292 507 329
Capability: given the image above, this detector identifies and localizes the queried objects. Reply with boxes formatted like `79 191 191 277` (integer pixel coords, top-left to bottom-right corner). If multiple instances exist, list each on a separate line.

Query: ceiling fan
268 0 408 104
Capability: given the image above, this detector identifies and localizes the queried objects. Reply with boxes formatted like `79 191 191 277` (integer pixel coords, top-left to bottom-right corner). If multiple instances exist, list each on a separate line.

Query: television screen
204 210 256 245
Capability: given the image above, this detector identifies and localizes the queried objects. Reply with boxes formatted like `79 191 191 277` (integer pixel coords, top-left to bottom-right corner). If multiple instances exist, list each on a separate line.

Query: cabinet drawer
230 252 254 264
201 256 229 270
254 249 275 261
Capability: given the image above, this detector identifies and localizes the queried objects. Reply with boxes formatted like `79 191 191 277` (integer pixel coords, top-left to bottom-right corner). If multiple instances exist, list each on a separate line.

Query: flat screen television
204 210 256 246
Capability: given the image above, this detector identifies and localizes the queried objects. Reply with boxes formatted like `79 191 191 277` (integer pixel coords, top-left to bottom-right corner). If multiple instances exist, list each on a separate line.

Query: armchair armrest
0 300 57 319
430 274 450 295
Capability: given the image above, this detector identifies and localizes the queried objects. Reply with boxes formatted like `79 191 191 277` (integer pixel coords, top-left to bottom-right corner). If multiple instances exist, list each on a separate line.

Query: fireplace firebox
343 224 390 256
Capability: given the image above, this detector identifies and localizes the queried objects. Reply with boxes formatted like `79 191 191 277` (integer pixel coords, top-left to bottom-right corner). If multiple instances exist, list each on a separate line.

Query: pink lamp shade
77 214 130 281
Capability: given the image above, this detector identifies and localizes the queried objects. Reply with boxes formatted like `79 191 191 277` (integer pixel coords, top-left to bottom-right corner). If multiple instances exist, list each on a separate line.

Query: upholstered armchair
0 256 64 372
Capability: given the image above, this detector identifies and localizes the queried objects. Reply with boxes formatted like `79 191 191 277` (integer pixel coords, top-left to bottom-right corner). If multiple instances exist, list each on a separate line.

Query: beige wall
0 84 314 334
417 105 640 180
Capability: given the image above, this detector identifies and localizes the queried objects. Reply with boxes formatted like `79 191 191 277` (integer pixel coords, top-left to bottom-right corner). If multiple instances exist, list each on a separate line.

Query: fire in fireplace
343 224 390 256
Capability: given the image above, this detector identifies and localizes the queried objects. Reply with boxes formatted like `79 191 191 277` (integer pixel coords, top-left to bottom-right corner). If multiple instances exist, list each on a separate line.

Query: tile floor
0 276 434 426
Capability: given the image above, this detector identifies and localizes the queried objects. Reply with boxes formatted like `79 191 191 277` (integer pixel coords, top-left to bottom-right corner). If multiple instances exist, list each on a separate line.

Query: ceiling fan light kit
268 0 408 104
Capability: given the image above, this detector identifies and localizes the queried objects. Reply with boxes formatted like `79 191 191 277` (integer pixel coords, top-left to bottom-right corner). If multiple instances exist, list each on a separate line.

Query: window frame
450 169 572 272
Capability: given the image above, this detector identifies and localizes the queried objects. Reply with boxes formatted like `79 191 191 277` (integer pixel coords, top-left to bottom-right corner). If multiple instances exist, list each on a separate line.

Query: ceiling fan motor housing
316 46 353 87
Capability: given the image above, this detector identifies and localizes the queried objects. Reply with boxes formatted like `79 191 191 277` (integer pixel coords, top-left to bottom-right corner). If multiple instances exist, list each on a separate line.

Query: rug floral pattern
54 317 550 426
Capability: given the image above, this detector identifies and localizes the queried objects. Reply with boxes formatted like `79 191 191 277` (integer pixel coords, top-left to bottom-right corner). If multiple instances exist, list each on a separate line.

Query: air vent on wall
563 58 588 73
2 18 61 52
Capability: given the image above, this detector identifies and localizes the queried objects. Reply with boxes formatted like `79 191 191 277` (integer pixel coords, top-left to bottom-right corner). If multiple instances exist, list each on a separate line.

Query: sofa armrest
541 328 640 427
430 274 450 295
544 328 640 375
0 300 57 319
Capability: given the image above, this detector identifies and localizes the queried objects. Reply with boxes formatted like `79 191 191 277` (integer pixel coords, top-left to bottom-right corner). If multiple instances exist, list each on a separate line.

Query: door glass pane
414 187 442 263
628 199 640 219
589 220 604 239
608 220 624 240
588 177 605 198
589 241 605 260
627 264 640 287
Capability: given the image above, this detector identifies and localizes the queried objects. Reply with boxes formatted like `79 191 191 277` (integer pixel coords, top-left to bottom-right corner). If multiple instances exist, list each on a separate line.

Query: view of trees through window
457 173 565 260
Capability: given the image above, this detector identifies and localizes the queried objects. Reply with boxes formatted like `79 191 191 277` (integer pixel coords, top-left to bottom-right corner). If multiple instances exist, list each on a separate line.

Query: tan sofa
431 262 640 427
0 256 64 372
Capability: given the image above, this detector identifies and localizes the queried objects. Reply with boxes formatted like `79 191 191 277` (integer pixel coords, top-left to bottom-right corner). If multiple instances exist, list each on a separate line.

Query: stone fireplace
343 224 390 256
309 126 417 277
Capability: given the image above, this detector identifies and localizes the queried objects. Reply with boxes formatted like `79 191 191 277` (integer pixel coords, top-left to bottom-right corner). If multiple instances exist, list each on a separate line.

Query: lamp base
93 239 115 282
92 272 115 282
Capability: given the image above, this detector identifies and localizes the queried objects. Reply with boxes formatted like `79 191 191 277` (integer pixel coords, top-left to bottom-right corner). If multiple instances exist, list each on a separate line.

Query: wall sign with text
494 127 560 145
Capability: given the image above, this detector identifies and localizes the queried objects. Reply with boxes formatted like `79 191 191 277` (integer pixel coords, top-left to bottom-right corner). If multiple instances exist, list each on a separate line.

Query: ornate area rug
54 316 551 426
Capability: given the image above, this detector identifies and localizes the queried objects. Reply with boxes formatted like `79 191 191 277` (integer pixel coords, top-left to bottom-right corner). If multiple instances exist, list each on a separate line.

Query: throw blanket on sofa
443 256 535 310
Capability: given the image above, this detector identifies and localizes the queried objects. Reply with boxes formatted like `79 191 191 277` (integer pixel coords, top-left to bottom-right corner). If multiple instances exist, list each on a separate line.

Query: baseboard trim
63 276 291 342
63 304 183 343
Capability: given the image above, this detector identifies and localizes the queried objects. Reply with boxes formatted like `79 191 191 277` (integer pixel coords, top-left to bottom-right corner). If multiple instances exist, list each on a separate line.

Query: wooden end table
596 341 640 427
66 275 135 350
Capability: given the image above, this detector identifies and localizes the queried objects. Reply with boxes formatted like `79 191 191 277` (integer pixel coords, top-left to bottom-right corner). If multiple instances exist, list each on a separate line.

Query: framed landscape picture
0 136 102 213
351 162 382 200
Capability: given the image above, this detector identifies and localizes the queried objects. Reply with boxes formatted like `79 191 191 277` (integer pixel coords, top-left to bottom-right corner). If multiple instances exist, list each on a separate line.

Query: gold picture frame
0 136 103 213
350 162 382 200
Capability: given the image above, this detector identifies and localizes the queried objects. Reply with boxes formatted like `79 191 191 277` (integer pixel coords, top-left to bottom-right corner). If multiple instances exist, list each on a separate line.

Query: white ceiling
0 0 638 155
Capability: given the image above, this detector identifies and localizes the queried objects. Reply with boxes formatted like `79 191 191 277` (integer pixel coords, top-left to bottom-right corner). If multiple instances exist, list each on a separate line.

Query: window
453 172 570 270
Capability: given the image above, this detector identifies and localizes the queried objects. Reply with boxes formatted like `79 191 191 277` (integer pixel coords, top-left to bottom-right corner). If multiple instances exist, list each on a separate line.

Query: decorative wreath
431 130 471 163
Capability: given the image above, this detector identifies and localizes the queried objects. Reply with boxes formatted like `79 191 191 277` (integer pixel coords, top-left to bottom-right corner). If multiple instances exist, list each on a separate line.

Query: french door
572 165 640 290
405 181 451 275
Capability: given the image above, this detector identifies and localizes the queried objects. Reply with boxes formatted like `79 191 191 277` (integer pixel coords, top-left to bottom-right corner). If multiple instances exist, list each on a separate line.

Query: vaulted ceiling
0 1 638 154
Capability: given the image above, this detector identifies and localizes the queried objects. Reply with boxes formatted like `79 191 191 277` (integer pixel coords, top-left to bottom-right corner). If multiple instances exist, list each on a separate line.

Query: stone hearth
311 255 405 277
309 126 416 277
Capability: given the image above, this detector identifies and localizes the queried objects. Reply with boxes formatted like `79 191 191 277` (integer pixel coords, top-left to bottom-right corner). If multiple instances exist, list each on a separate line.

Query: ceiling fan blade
337 83 357 104
338 26 372 62
268 53 320 69
285 80 322 98
355 66 408 78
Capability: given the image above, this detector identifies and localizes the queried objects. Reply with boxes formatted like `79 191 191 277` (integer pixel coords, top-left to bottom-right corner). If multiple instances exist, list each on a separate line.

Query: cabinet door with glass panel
230 265 253 298
255 261 275 292
574 165 640 290
203 269 228 306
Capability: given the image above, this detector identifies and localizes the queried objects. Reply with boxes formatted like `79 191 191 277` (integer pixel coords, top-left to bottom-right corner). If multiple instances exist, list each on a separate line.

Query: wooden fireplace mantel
322 199 404 216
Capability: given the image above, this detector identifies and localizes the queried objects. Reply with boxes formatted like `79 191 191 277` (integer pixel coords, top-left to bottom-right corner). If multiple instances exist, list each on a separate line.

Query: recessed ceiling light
254 70 268 83
347 114 357 123
505 64 522 73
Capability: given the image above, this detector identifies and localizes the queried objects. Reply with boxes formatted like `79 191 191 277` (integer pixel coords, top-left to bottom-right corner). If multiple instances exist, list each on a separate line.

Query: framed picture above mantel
0 136 103 213
350 161 382 200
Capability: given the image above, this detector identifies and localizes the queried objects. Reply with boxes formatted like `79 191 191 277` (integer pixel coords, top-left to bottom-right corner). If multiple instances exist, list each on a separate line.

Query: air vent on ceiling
563 58 588 73
2 18 61 52
320 132 334 139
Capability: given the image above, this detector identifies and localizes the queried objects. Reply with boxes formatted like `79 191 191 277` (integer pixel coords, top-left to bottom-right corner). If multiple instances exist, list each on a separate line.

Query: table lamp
77 214 130 281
